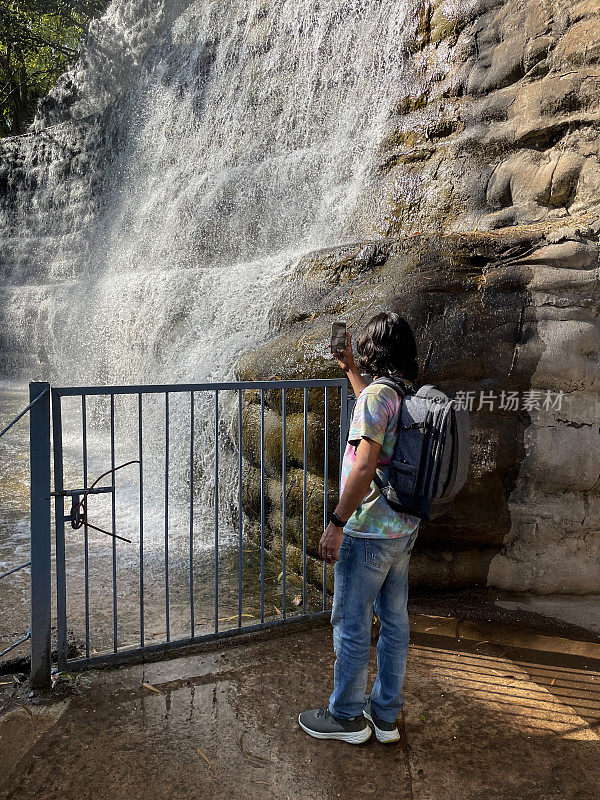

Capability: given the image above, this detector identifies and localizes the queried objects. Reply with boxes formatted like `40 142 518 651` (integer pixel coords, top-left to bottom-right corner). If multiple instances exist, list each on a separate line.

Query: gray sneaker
363 701 401 743
298 706 372 744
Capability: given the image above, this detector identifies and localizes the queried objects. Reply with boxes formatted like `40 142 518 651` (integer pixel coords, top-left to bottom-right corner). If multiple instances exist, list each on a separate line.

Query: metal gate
25 378 349 686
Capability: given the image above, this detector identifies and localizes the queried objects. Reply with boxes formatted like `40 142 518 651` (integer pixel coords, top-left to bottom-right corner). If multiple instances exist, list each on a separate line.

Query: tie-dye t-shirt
340 382 421 539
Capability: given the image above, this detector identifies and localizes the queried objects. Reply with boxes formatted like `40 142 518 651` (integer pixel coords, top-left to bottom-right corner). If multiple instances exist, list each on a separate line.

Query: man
298 312 421 745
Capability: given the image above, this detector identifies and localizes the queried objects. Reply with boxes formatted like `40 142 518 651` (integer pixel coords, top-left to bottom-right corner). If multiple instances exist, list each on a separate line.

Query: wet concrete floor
1 615 600 800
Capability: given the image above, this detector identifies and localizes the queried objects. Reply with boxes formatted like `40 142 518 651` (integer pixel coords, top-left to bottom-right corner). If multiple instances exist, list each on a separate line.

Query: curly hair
356 312 419 381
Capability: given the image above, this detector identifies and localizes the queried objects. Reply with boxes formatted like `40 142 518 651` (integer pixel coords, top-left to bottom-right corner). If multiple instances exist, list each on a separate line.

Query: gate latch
51 460 139 543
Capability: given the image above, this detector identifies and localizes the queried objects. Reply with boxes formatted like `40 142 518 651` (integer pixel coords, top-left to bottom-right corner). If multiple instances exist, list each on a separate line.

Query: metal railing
0 384 51 682
13 378 350 687
0 548 32 661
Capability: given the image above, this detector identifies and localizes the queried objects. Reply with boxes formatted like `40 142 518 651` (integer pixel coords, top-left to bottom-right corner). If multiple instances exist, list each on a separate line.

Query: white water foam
2 0 420 550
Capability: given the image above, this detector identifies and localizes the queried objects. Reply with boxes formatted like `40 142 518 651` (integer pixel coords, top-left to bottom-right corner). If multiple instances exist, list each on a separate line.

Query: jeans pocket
364 538 396 568
331 535 351 629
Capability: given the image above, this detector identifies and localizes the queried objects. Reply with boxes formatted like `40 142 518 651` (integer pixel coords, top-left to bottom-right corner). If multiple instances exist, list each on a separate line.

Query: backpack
361 377 471 521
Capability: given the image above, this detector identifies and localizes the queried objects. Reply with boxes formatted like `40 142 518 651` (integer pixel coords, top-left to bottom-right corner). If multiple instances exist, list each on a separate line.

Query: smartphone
330 321 347 353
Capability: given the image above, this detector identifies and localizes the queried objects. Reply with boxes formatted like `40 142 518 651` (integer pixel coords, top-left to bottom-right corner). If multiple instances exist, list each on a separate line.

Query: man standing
299 312 421 745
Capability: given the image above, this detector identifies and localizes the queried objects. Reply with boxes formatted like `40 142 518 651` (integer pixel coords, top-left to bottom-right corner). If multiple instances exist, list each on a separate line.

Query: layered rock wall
360 0 600 236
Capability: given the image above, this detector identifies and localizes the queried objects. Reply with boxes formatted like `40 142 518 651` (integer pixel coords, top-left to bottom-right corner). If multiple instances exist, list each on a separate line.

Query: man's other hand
319 523 344 564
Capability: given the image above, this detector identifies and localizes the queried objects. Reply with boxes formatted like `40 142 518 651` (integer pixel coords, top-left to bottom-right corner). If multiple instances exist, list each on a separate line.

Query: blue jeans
328 529 418 722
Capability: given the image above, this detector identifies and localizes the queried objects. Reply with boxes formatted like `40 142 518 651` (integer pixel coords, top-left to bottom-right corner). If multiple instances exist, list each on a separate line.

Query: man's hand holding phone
332 331 355 373
330 321 368 398
331 322 354 373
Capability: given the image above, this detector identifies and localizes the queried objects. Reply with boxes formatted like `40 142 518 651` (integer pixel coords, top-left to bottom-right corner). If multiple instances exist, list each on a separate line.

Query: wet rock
360 0 600 237
236 0 600 595
238 223 600 594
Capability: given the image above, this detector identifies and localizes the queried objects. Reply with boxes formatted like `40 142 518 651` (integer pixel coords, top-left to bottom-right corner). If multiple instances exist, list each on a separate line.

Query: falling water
2 0 422 528
0 0 420 648
2 0 420 384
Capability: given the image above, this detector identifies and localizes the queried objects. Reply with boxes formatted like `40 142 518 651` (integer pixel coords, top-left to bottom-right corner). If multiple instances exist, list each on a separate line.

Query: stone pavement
1 614 599 800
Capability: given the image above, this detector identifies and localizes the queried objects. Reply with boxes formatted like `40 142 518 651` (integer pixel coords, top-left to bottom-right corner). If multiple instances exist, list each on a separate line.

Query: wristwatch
329 511 348 528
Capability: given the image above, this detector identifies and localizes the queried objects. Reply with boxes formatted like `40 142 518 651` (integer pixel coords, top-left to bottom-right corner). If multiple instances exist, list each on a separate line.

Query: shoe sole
298 715 372 744
363 709 401 743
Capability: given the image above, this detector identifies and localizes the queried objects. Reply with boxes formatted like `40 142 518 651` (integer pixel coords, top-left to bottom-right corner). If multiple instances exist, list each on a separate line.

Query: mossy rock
380 129 425 152
242 464 338 552
283 543 334 596
394 92 430 116
241 403 341 477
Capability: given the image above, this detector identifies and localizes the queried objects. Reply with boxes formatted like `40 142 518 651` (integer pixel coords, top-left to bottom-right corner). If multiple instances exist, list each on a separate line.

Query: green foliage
0 1 108 137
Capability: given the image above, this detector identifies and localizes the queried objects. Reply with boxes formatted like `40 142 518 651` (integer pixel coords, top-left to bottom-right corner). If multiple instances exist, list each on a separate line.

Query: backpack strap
372 471 388 496
372 375 414 397
370 376 410 499
372 377 428 429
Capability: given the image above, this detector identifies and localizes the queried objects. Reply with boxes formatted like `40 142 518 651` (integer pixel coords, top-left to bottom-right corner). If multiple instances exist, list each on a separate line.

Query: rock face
239 220 600 594
238 0 600 595
360 0 600 237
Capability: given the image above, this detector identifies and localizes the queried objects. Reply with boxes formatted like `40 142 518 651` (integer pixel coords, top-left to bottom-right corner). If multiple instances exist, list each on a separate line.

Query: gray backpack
366 377 470 521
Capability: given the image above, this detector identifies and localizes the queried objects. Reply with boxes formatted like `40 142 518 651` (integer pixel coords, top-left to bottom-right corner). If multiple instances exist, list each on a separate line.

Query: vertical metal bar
260 389 265 624
189 391 195 638
302 387 308 614
138 393 144 648
323 387 329 610
51 389 67 670
110 394 117 652
164 392 170 642
29 382 51 689
237 389 243 628
81 395 90 658
281 388 287 621
214 389 219 634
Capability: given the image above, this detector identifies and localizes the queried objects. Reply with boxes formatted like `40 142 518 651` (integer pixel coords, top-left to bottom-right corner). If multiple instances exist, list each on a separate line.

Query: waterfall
1 0 419 385
1 0 420 551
